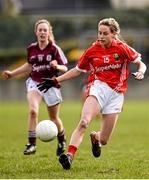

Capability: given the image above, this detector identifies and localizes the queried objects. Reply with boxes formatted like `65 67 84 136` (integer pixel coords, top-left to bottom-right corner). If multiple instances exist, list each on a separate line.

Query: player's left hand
131 71 144 80
37 77 61 93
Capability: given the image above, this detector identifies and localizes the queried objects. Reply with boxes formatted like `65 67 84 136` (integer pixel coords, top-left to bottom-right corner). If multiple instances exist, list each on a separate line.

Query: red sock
67 145 77 156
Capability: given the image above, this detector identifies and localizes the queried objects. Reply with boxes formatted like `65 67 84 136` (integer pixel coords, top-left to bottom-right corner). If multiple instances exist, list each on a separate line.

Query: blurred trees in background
0 8 149 64
0 0 148 66
0 9 149 48
0 5 149 74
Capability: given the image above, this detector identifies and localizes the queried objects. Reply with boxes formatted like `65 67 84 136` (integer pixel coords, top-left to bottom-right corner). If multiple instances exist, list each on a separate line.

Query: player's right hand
2 70 13 79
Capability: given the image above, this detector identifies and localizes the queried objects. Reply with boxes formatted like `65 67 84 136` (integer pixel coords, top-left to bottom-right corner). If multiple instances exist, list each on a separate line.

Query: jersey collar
37 41 52 50
95 39 118 48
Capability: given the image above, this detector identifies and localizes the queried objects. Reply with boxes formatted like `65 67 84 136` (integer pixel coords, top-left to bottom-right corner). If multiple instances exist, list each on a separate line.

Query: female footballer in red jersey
2 19 68 156
37 18 147 169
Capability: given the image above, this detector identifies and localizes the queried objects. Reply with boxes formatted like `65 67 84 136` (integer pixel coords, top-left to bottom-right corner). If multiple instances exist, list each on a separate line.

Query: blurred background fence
0 0 149 101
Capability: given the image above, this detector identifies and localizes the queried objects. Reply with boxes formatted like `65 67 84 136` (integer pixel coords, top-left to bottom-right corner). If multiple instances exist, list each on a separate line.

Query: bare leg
27 91 42 131
59 96 101 169
69 96 101 147
47 104 64 133
47 104 66 156
24 90 42 155
95 113 119 145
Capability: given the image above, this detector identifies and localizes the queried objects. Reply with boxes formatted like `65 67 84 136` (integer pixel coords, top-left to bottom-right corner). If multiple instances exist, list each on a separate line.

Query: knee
78 118 89 130
29 109 38 119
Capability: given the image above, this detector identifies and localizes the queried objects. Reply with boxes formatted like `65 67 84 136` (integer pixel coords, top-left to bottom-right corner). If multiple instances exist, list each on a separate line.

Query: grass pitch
0 100 149 179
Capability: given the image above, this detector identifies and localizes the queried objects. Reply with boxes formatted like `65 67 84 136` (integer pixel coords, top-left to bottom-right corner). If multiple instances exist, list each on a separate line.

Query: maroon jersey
27 42 68 82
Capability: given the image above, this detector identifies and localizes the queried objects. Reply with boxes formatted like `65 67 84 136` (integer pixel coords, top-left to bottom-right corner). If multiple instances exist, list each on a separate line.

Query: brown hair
35 19 55 43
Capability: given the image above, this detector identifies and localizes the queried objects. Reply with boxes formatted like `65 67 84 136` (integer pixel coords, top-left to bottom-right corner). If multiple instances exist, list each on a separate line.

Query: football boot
90 131 101 157
59 153 73 170
56 141 66 156
23 144 36 155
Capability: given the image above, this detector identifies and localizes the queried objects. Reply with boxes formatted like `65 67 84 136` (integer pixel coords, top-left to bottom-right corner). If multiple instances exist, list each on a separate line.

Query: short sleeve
121 43 141 63
76 49 91 73
26 46 31 64
53 44 68 65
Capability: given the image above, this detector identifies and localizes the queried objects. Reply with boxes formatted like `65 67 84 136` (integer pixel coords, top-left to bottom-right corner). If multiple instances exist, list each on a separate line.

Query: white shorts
89 80 124 114
26 78 62 107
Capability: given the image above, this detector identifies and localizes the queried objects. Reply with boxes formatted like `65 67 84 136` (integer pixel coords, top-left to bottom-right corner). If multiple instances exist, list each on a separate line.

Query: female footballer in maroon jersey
37 18 147 169
2 19 68 156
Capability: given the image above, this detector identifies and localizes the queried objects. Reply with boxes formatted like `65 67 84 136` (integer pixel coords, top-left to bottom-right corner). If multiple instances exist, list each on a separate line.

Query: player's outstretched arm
2 63 32 79
57 67 81 83
37 67 81 93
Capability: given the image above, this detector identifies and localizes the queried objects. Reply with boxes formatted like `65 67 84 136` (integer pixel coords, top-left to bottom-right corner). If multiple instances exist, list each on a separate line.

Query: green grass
0 100 149 179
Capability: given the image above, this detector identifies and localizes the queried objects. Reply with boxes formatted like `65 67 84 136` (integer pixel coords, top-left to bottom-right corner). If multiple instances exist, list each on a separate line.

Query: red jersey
76 39 141 93
27 42 68 82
